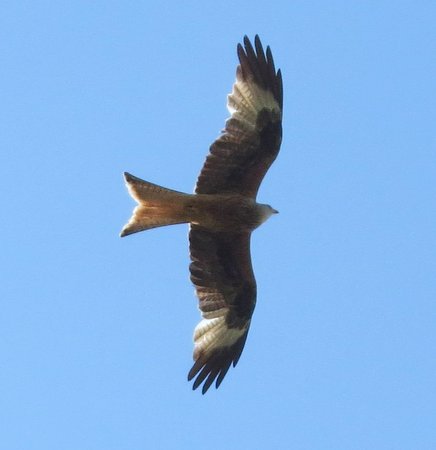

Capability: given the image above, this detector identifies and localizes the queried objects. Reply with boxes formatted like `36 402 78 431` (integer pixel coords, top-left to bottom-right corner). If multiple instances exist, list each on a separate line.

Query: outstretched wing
195 35 283 198
188 226 256 393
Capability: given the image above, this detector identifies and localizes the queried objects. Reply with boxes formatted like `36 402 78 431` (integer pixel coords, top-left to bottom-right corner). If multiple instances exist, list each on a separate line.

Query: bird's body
121 35 283 393
121 172 277 235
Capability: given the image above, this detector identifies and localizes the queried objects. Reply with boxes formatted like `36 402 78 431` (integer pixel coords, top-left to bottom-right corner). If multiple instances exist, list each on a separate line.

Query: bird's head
257 203 279 226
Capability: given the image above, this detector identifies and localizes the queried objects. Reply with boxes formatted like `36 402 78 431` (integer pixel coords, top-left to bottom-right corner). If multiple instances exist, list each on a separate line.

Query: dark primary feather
188 332 248 394
195 35 283 198
188 227 256 393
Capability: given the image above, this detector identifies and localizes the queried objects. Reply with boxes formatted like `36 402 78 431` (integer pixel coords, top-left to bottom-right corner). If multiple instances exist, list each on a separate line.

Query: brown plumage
121 35 283 393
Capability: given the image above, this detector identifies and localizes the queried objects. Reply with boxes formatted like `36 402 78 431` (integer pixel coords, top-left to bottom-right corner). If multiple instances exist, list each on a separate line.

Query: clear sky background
1 1 435 449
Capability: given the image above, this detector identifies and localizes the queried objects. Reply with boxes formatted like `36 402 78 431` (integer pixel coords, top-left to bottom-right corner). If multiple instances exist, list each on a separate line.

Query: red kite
121 35 283 393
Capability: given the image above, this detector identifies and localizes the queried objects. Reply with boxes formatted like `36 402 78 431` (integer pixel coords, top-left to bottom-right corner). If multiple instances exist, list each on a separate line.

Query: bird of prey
121 35 283 393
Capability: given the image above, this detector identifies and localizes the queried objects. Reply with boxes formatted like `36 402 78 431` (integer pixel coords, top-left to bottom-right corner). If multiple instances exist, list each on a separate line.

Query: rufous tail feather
120 172 192 237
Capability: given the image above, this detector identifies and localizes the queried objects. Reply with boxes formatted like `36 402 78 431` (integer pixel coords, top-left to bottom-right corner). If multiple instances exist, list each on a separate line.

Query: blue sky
1 1 435 449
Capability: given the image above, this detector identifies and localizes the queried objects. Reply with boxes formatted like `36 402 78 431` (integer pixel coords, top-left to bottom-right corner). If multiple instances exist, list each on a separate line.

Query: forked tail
120 172 192 237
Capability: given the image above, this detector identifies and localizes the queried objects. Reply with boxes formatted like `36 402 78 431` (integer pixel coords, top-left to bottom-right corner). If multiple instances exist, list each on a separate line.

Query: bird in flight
121 35 283 393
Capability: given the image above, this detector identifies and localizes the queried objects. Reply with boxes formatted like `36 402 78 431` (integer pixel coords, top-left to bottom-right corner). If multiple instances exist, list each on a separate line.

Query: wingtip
236 42 244 59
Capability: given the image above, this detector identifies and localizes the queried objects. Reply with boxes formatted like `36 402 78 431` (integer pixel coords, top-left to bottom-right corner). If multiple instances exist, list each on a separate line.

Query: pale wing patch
227 79 281 132
193 315 249 361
